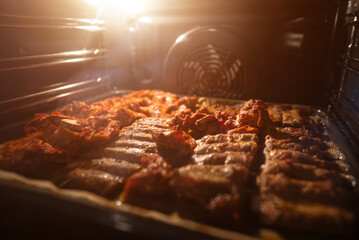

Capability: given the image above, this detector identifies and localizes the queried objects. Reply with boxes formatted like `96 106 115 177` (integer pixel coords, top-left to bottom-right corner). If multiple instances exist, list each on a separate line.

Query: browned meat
236 99 272 130
195 115 223 134
103 147 150 164
170 112 223 138
265 136 331 159
24 107 141 154
197 104 243 117
170 164 248 205
117 131 153 142
267 105 305 127
193 132 258 167
120 117 171 136
177 95 198 109
22 90 194 157
257 173 354 207
271 128 330 151
171 99 271 138
61 101 92 119
1 90 357 236
137 117 171 129
197 133 258 144
196 133 229 144
260 195 355 235
110 139 157 152
194 141 257 156
267 105 282 123
261 160 353 189
120 126 164 135
51 157 141 199
122 90 198 117
0 137 66 178
87 117 172 162
273 126 309 138
264 149 340 170
194 153 254 167
153 129 196 167
121 155 173 202
259 109 357 236
55 168 124 198
66 158 141 178
227 125 259 134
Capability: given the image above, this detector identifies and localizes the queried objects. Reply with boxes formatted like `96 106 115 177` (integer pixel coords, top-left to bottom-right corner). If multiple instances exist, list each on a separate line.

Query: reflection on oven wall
0 0 109 140
0 0 108 100
105 0 341 105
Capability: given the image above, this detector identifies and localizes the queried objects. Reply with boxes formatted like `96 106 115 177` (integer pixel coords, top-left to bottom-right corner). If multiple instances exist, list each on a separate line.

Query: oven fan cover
163 27 258 99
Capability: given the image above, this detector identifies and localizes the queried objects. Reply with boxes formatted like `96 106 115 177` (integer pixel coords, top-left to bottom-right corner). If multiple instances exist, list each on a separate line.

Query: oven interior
0 0 359 239
0 0 358 141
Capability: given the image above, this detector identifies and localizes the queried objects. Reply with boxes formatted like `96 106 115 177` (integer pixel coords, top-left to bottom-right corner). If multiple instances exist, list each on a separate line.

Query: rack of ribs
257 109 357 235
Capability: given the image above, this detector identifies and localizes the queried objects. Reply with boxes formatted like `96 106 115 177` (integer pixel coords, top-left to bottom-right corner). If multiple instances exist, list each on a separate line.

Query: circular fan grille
177 44 243 98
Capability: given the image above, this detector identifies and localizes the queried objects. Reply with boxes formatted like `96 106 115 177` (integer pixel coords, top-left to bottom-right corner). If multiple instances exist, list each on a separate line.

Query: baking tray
0 90 358 240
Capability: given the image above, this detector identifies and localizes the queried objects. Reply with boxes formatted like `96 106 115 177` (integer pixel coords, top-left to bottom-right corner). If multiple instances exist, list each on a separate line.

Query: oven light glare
76 25 103 31
64 58 86 63
139 16 152 23
176 34 186 43
85 0 150 13
86 0 100 6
